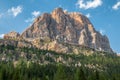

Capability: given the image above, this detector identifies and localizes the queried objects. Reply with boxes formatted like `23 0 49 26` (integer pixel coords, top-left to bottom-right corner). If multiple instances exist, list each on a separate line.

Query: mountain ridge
3 8 113 54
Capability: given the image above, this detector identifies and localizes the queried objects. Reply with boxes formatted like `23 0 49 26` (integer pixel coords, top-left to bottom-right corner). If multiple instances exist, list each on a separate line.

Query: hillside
0 44 120 80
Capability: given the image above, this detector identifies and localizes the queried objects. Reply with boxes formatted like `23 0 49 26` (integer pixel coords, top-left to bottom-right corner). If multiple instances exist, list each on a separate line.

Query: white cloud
63 9 68 13
100 29 105 35
8 6 22 17
76 0 102 9
0 34 4 38
25 17 35 23
86 13 91 18
64 9 68 11
59 5 62 7
25 11 40 23
112 1 120 10
0 14 3 18
32 11 40 17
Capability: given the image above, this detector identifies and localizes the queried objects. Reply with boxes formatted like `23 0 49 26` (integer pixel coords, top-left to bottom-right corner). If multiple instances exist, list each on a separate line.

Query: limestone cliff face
4 8 112 53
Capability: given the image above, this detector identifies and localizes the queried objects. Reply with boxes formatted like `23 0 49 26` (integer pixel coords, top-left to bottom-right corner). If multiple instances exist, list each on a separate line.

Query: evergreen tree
74 67 86 80
54 65 67 80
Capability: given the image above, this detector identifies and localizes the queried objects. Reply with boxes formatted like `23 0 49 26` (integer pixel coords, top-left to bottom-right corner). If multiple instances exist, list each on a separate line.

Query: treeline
0 62 119 80
0 45 120 80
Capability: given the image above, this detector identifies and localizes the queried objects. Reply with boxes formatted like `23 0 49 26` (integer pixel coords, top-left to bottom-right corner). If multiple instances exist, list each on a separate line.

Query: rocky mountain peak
4 8 113 53
52 7 64 15
4 31 20 39
51 8 66 24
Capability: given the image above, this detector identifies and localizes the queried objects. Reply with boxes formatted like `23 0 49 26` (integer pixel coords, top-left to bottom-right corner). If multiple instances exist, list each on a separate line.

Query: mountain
4 8 112 54
0 8 120 80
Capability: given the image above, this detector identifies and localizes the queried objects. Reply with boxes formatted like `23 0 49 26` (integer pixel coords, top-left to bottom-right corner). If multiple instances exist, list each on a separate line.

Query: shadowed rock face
4 8 113 53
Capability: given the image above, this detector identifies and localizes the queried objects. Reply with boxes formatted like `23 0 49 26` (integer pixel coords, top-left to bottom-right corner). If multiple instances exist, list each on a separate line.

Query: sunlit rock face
4 8 112 53
4 31 20 39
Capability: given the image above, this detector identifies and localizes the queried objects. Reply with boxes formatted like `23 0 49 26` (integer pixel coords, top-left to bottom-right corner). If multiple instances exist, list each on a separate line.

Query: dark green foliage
54 65 67 80
75 67 87 80
0 45 120 80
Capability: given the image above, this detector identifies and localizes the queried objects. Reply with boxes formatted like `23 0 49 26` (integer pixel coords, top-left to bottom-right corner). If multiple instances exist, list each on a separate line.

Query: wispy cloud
0 13 3 18
32 11 40 17
25 17 35 23
8 6 23 17
86 13 91 18
100 29 105 35
25 11 40 23
76 0 102 9
0 34 4 38
112 1 120 10
64 9 67 11
58 5 62 7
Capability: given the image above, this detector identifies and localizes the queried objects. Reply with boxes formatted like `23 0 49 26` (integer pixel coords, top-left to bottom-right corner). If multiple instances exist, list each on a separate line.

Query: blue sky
0 0 120 53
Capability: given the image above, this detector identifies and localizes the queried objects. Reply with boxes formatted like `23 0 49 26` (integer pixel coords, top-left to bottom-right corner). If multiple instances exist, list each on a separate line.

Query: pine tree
74 67 87 80
54 65 67 80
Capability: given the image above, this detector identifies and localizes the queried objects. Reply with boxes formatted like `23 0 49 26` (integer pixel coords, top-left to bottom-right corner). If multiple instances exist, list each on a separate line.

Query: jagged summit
3 8 113 53
52 7 64 13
